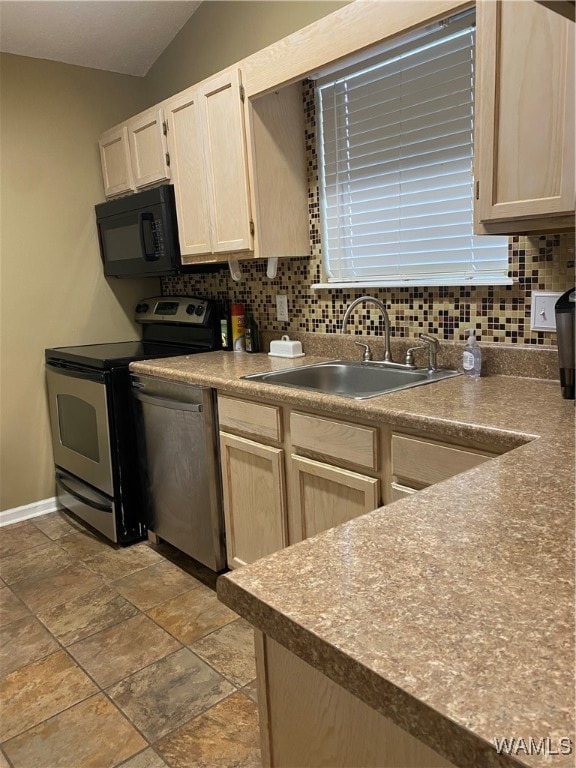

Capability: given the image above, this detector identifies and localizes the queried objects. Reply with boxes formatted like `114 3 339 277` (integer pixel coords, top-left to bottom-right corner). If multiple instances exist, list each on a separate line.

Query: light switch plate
276 294 289 322
530 291 563 332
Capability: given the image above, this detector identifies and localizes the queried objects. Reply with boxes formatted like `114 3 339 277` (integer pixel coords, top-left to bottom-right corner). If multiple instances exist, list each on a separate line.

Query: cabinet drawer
392 434 490 488
391 482 417 502
218 395 282 442
290 412 378 471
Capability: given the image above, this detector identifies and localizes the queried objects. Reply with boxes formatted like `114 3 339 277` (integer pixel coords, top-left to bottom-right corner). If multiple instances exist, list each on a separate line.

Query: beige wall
0 2 349 511
0 54 155 511
145 0 350 103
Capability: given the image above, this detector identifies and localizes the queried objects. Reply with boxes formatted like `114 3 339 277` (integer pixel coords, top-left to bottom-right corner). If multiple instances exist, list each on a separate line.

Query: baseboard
0 497 61 527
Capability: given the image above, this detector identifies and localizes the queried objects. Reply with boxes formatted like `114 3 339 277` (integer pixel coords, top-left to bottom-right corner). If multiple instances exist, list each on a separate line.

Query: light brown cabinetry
391 433 492 495
127 107 170 190
218 395 498 568
219 432 287 569
255 632 456 768
99 125 133 197
164 69 253 264
100 75 309 266
289 411 383 540
474 0 575 234
99 107 170 197
218 396 286 569
292 456 379 540
217 395 386 568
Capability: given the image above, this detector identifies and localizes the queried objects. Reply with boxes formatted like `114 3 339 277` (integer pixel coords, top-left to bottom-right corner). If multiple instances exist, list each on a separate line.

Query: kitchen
1 1 574 767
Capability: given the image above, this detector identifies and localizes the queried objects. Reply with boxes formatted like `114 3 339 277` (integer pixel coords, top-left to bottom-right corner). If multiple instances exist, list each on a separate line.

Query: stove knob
136 303 149 314
195 305 205 316
186 304 196 315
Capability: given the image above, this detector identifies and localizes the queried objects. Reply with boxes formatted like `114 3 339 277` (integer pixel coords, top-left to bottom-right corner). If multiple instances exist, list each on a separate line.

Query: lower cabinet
255 632 456 768
219 432 287 569
291 455 380 539
217 393 499 569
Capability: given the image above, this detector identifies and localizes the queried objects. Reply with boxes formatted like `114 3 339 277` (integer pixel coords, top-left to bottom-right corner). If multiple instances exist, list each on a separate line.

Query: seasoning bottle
462 329 482 377
230 303 246 352
220 302 231 350
245 313 260 353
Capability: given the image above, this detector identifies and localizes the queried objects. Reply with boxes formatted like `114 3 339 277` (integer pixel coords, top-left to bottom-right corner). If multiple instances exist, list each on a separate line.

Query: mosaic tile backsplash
163 83 575 347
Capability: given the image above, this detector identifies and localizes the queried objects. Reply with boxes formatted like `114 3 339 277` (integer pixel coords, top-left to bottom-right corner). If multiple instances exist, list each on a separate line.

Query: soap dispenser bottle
463 329 482 377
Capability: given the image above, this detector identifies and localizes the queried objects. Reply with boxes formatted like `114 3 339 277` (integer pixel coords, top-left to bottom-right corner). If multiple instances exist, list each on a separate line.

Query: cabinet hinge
249 220 255 237
475 180 480 200
165 152 171 167
240 84 245 103
162 121 168 136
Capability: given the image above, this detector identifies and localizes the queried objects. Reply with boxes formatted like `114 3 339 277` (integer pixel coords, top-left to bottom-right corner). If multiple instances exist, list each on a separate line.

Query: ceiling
0 1 202 76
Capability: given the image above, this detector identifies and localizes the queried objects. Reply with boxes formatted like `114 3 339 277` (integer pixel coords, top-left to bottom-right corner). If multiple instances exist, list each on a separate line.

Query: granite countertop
130 351 575 768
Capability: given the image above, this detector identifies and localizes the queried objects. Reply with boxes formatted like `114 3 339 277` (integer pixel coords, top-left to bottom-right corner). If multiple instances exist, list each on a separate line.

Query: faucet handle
419 333 439 350
354 341 372 362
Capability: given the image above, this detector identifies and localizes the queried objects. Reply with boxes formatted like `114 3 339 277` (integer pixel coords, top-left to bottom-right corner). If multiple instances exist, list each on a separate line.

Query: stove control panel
135 296 212 325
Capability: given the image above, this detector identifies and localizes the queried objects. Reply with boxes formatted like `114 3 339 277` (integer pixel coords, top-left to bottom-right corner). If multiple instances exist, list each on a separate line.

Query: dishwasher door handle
132 388 203 413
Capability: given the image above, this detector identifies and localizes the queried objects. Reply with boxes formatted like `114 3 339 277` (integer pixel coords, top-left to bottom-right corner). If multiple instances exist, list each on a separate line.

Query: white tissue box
268 335 305 358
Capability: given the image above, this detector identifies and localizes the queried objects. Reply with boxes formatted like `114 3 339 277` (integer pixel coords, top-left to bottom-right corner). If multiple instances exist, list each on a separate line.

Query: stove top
45 295 220 370
45 340 206 370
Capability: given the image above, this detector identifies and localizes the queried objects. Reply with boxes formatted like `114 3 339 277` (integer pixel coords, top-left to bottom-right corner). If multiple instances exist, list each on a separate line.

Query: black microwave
95 185 183 278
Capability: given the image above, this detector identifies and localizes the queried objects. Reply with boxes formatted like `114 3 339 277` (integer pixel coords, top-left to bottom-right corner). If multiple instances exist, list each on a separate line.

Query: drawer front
392 434 490 488
391 482 417 502
218 395 282 442
290 412 378 471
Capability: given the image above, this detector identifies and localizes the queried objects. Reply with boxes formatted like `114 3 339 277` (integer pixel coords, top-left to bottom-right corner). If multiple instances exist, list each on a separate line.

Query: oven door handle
46 362 107 384
132 388 203 413
56 473 113 513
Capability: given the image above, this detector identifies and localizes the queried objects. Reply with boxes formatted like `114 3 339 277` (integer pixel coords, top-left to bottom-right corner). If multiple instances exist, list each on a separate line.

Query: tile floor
0 512 261 768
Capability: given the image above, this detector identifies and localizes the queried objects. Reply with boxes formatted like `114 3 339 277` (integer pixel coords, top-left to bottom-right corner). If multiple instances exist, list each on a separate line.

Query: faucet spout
341 296 393 362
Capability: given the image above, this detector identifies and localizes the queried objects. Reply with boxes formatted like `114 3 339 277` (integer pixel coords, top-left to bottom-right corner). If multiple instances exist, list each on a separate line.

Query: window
315 11 510 288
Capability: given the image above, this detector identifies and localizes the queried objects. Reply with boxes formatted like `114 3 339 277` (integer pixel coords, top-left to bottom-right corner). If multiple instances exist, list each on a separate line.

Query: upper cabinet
164 69 253 263
99 107 170 198
99 125 133 198
99 69 310 265
474 0 575 234
164 69 309 265
127 107 171 190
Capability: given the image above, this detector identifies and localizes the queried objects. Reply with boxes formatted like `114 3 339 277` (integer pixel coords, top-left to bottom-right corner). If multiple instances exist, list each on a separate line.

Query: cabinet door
220 432 287 569
474 0 575 232
127 107 170 189
200 69 253 254
99 125 134 197
292 455 380 540
164 88 213 259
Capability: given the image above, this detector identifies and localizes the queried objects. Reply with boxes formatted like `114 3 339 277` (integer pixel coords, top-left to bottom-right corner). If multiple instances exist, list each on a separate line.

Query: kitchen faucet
341 296 393 362
405 334 441 372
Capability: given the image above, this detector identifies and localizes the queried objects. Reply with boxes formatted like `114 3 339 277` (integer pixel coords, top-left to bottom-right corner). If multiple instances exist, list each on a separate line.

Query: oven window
57 395 100 462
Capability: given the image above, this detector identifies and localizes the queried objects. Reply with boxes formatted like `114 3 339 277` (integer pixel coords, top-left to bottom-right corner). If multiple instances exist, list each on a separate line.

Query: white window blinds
315 13 510 288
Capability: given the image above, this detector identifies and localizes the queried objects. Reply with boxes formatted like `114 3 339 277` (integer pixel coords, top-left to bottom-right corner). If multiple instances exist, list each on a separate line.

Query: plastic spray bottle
462 329 482 377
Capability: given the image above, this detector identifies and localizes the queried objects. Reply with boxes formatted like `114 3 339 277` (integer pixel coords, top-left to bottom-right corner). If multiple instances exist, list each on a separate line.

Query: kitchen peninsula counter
130 351 575 768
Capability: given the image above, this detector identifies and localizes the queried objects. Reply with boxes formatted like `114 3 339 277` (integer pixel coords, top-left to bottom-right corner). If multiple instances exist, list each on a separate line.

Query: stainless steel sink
243 360 461 399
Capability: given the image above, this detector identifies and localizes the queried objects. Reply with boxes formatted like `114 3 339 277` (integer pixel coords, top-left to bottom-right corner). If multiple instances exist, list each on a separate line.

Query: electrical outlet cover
530 291 563 332
276 294 289 322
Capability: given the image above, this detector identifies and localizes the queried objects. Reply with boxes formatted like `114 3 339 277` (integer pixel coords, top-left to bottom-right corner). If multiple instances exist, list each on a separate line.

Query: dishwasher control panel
135 296 212 326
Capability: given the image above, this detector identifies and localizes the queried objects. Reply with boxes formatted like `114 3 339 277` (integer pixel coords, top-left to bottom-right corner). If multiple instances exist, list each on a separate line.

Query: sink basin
243 360 461 399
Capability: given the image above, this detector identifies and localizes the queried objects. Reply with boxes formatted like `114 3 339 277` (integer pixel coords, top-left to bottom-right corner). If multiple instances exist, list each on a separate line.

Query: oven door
46 363 114 496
